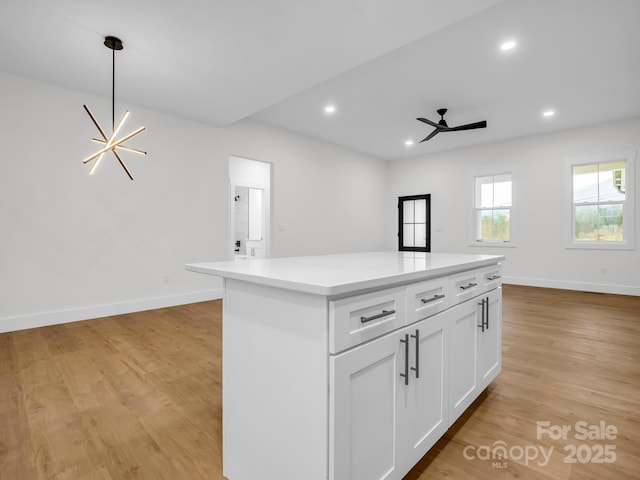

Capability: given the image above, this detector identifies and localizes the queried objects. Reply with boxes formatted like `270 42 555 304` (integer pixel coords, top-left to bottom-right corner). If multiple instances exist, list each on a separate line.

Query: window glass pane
403 224 415 247
575 205 598 241
477 210 493 241
573 164 598 203
598 204 623 241
414 223 427 247
479 182 494 208
475 176 494 208
492 209 511 241
599 161 625 202
414 199 426 222
403 200 414 223
493 181 512 207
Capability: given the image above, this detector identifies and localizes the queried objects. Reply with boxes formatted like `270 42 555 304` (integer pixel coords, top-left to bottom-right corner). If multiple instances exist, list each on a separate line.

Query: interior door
398 194 431 252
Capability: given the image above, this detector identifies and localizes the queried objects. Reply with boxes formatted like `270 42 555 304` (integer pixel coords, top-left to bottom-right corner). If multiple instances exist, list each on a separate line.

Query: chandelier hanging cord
82 35 146 181
104 35 122 130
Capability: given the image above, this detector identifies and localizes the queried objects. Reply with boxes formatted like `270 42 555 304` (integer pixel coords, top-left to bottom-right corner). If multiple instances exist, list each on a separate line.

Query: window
474 174 512 243
569 152 636 249
398 194 430 252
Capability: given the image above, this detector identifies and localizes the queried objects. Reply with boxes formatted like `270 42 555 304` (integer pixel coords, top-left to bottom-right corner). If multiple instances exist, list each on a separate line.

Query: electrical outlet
164 274 171 284
600 267 608 275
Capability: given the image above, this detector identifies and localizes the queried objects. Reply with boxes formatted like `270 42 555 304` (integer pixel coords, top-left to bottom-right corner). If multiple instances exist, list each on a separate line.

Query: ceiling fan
417 108 487 142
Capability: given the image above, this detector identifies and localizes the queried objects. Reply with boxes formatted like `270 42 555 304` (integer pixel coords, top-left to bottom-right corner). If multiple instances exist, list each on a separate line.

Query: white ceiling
1 0 639 160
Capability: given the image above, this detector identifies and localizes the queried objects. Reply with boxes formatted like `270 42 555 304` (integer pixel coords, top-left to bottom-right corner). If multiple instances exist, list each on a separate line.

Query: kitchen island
186 251 504 480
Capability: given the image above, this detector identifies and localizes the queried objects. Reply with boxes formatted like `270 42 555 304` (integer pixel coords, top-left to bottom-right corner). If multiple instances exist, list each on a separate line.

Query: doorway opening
229 156 272 260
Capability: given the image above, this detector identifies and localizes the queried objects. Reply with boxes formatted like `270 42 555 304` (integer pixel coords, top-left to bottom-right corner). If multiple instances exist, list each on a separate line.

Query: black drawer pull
460 282 477 291
487 275 501 281
360 309 396 324
421 294 445 304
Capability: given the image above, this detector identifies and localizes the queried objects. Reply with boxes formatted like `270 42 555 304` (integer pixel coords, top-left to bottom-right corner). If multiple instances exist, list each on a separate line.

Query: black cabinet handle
485 298 490 330
477 298 486 332
477 298 489 332
410 329 420 379
421 294 445 304
400 334 409 386
460 282 477 291
487 275 501 281
360 309 396 324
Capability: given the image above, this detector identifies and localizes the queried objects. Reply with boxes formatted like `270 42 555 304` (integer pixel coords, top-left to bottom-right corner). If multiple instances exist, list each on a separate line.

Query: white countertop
186 251 504 296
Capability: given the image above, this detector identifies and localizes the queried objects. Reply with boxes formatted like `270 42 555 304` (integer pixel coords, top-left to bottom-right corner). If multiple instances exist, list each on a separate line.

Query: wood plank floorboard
0 286 638 479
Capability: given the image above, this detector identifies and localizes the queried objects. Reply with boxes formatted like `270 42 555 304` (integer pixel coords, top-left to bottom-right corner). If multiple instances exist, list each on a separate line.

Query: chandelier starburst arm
91 138 147 156
83 125 145 165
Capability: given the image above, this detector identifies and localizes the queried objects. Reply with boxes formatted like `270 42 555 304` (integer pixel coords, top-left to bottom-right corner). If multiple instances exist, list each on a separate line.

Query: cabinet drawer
406 277 450 324
449 269 482 305
479 264 503 293
329 287 406 354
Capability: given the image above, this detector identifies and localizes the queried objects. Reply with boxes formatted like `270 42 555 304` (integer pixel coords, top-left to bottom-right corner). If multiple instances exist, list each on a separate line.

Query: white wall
0 72 388 332
386 117 640 295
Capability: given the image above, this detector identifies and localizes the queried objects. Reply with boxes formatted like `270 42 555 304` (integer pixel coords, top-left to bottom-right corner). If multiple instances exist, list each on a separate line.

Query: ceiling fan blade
419 129 440 142
447 120 487 132
416 117 441 128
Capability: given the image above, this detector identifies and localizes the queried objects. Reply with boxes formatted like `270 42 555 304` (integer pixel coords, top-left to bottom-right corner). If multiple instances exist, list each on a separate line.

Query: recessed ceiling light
500 40 516 51
405 140 414 146
543 110 555 117
324 105 336 114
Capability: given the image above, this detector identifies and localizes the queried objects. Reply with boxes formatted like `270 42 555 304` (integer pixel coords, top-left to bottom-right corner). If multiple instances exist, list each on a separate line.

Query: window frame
470 172 516 247
565 151 636 250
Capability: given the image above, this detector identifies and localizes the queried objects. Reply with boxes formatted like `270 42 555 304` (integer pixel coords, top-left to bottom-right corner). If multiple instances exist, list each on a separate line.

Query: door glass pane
403 224 415 247
414 223 426 247
414 199 426 221
403 200 415 223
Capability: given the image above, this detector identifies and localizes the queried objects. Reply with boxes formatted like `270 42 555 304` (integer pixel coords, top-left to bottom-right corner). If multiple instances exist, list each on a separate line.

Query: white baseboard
502 276 640 296
0 289 223 334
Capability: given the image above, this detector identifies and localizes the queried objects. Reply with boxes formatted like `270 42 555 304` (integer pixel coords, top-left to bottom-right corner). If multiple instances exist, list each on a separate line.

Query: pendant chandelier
82 36 146 180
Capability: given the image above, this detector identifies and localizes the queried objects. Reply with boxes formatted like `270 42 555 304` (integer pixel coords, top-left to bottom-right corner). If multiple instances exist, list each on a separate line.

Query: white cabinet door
477 287 502 391
330 330 406 480
403 312 449 467
448 300 479 426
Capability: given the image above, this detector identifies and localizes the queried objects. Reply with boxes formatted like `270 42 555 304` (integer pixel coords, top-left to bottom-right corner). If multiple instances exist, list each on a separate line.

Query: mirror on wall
234 186 264 258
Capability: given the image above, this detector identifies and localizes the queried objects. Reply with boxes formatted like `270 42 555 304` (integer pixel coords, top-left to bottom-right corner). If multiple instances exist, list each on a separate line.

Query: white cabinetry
449 287 502 426
477 288 502 391
186 252 504 480
330 312 449 480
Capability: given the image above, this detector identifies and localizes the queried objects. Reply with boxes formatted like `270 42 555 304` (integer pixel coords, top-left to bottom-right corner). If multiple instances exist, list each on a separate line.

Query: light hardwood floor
1 285 639 480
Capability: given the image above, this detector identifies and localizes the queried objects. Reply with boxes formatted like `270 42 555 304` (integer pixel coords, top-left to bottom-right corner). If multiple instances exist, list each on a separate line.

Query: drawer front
406 277 450 324
329 287 406 354
479 264 503 293
449 269 483 305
